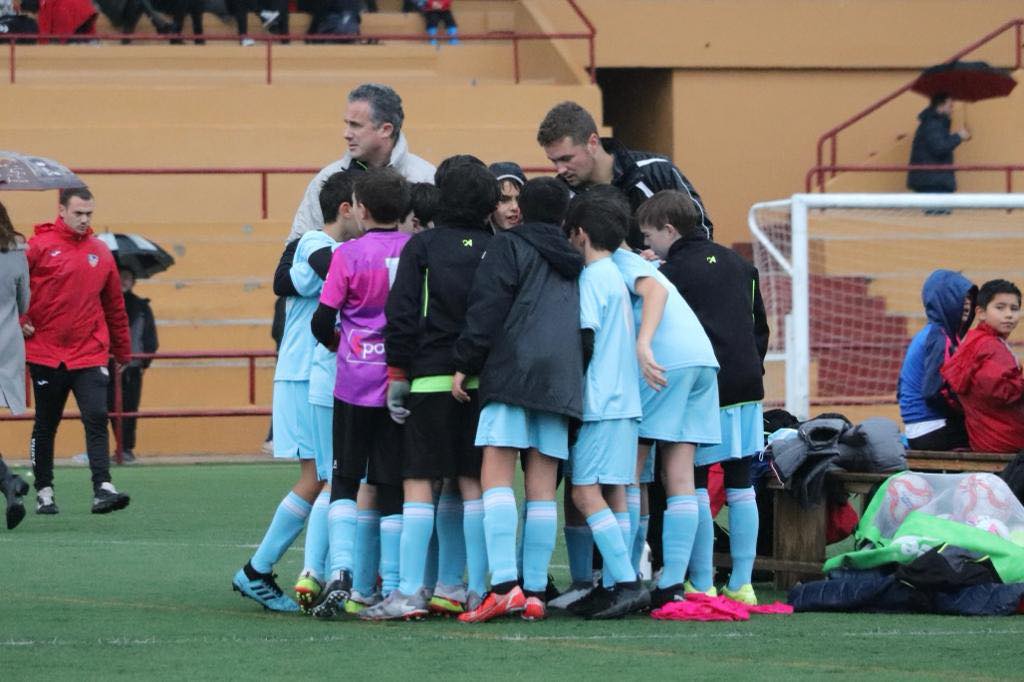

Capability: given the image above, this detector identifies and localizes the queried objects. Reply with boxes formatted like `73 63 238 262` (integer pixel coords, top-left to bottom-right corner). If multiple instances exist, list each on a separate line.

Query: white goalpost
748 193 1024 420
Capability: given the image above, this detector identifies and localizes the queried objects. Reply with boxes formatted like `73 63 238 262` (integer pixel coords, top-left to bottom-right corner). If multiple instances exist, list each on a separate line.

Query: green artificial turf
1 463 1022 680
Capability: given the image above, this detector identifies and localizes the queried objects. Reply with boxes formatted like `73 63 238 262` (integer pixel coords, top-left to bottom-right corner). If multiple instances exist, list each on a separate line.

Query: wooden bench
714 450 1015 589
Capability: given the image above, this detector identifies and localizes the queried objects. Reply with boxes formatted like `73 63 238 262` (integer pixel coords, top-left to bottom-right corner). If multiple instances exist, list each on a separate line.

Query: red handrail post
1016 21 1022 70
829 136 837 179
9 38 14 85
113 361 124 464
1007 169 1013 193
248 356 256 405
265 38 272 85
512 36 520 84
261 172 268 219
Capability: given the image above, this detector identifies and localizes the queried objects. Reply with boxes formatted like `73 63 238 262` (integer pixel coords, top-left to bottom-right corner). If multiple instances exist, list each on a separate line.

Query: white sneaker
71 453 89 464
259 10 279 27
240 38 256 47
261 440 273 455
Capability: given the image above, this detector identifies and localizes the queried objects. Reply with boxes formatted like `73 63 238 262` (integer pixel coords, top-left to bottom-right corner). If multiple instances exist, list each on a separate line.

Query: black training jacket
907 107 962 193
659 236 770 407
385 219 493 378
453 222 585 419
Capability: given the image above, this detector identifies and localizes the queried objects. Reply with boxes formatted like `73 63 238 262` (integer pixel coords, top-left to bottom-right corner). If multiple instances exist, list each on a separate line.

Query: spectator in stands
289 83 436 241
306 0 360 42
941 279 1024 453
907 93 971 194
21 187 131 515
418 0 457 46
536 101 712 249
0 0 40 40
107 268 158 464
488 161 524 231
898 269 976 450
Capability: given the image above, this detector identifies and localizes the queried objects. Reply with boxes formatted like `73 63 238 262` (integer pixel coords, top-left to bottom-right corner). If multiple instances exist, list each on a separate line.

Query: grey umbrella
96 233 176 279
0 151 87 191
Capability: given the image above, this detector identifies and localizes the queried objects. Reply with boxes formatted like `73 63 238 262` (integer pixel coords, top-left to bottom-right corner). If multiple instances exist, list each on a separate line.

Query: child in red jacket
942 279 1024 453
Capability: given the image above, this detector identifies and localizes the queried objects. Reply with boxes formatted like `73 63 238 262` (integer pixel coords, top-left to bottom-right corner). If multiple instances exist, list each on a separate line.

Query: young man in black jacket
451 177 585 622
537 101 713 249
362 156 499 620
637 189 770 606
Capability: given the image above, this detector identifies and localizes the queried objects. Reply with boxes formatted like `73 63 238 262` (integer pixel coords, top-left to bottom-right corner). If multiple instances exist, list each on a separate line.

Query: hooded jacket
288 132 436 241
907 106 963 193
941 321 1024 453
658 235 769 407
560 138 713 249
385 218 493 378
453 222 585 419
897 270 976 425
22 218 131 369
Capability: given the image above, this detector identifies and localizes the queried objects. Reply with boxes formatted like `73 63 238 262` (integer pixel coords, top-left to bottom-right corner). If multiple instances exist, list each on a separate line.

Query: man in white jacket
289 83 436 241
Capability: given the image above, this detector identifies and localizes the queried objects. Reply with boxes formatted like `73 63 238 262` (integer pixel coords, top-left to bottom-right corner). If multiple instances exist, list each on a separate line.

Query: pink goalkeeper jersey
320 229 410 407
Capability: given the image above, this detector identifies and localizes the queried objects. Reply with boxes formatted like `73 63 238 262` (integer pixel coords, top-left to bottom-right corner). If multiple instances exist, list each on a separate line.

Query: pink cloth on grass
650 593 793 621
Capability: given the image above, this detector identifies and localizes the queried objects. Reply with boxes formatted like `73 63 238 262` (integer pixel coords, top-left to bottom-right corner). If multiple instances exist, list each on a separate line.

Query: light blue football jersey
579 256 643 422
612 248 718 371
274 230 336 382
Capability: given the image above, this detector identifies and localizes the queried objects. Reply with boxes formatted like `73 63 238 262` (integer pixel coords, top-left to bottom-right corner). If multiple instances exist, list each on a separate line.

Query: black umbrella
0 151 87 191
912 60 1016 102
96 233 175 279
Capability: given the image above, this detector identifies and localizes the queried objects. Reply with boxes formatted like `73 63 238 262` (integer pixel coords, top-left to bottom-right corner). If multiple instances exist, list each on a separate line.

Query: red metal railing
1 351 276 462
811 18 1024 192
3 1 596 85
73 165 555 219
804 163 1024 193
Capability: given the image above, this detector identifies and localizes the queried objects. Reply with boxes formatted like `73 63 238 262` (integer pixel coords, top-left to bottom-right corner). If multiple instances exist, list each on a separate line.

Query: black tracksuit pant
29 363 112 492
107 366 143 452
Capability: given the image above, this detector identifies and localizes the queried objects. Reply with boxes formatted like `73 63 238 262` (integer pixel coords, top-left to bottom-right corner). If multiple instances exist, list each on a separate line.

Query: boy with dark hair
488 161 525 231
233 170 359 613
637 189 768 606
942 279 1024 453
401 182 440 234
308 168 412 618
897 269 976 450
560 190 649 619
360 156 499 620
451 176 584 622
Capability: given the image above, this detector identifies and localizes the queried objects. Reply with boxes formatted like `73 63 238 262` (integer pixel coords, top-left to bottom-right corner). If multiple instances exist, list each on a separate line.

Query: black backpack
0 14 39 43
313 0 360 42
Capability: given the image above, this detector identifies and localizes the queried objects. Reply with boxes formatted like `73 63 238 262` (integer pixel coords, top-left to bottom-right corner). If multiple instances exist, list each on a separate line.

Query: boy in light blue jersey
560 190 650 619
232 170 358 613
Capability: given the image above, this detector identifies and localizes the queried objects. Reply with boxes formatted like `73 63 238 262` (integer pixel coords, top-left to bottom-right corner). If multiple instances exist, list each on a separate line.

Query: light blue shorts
639 441 656 484
639 365 722 445
310 402 333 482
272 380 315 460
569 418 639 485
696 402 764 467
474 402 570 460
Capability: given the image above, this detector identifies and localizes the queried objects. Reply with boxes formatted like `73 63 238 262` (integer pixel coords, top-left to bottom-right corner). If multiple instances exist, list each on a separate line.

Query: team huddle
232 85 770 622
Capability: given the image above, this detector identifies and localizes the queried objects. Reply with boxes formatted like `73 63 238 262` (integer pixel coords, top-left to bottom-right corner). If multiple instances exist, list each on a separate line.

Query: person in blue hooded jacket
897 269 977 450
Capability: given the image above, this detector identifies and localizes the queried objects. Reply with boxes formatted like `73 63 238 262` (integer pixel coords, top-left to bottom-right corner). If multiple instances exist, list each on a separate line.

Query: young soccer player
307 168 412 618
232 176 359 612
488 161 525 231
638 189 768 606
942 279 1024 453
285 171 362 610
452 177 584 623
357 156 499 621
400 182 440 234
560 190 650 619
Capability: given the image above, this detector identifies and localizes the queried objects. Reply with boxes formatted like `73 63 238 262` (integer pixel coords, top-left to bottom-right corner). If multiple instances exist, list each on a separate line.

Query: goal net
748 193 1024 420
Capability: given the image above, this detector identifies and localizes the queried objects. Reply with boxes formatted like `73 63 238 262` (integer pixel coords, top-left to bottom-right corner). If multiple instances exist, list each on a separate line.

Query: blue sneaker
232 562 300 612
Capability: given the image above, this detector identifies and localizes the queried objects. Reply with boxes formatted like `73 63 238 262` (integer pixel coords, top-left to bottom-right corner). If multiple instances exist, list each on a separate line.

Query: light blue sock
587 508 634 585
426 25 438 46
463 498 488 596
515 503 526 580
626 485 641 560
380 514 403 596
445 24 459 45
631 514 650 573
726 487 759 590
658 495 698 589
688 488 715 592
302 490 330 581
251 492 312 574
327 498 357 577
482 487 518 586
564 525 594 583
602 511 633 587
523 500 557 592
436 493 465 588
352 509 380 595
424 527 439 592
398 502 434 595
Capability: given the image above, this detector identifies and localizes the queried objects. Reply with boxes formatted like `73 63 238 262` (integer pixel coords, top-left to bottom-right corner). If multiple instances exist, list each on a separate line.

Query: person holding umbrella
21 186 131 515
907 92 971 194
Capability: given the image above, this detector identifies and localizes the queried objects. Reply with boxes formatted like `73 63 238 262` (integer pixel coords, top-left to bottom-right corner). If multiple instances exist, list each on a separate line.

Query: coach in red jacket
21 187 131 515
